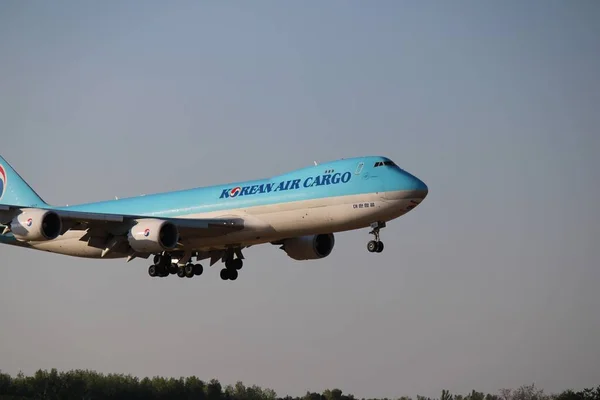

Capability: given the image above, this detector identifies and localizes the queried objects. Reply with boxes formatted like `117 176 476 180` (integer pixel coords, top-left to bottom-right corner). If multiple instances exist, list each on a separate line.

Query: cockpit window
374 161 397 167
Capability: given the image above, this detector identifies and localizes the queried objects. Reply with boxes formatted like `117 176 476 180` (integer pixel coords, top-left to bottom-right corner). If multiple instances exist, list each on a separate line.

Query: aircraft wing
0 204 245 241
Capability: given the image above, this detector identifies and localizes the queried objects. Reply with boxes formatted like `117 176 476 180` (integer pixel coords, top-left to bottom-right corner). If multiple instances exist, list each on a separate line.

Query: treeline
0 369 598 400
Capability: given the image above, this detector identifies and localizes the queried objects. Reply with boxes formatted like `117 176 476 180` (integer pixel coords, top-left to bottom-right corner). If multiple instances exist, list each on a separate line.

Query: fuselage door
355 162 364 176
359 160 385 194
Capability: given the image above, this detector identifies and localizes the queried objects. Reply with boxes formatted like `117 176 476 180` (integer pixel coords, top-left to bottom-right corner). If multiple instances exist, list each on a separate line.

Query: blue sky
0 1 598 398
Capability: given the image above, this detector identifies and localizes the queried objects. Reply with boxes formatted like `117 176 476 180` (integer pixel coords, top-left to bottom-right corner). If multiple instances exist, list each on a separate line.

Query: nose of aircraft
398 169 428 199
381 168 428 202
412 175 428 199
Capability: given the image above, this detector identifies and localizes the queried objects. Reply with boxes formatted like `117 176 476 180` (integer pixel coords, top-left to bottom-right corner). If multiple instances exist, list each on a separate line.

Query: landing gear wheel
184 264 194 278
177 268 186 278
225 258 243 270
228 268 238 281
148 265 158 277
232 259 243 270
220 268 229 280
193 264 203 276
157 264 169 277
376 241 384 253
168 264 178 274
367 240 378 253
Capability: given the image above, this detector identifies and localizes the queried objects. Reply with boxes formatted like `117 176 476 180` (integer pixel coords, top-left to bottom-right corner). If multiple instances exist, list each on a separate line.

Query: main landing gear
367 221 385 253
146 251 244 281
220 257 243 281
147 254 203 279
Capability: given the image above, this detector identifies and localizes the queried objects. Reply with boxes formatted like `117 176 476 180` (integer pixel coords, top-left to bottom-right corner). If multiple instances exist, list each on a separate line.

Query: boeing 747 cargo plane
0 155 428 281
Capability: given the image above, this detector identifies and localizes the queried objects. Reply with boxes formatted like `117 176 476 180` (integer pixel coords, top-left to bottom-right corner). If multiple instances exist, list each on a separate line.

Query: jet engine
127 219 179 253
282 233 335 261
11 209 63 241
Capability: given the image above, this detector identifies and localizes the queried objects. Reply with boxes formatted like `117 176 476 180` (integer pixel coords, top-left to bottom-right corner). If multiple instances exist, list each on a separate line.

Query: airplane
0 154 428 281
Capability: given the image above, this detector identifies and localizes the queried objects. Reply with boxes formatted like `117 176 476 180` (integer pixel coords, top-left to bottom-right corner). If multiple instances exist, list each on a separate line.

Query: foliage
0 369 597 400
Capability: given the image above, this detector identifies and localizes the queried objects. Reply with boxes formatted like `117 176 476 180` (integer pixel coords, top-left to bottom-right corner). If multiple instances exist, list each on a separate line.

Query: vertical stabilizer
0 155 48 207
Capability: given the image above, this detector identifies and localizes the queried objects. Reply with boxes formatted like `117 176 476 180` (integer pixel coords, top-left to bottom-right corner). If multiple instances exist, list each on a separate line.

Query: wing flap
57 209 125 222
174 217 245 239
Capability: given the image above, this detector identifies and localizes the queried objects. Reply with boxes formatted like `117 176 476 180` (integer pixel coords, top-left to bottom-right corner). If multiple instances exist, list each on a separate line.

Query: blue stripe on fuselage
55 156 397 217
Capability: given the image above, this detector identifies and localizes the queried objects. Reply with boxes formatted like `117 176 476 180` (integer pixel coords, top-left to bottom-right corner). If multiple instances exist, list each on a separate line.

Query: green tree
441 390 453 400
466 390 486 400
512 384 548 400
579 387 600 400
207 378 223 400
304 391 324 400
324 389 344 400
0 371 12 395
185 376 206 399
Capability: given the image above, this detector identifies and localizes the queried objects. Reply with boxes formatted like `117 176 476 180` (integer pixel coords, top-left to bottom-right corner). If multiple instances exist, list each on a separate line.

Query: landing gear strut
367 221 385 253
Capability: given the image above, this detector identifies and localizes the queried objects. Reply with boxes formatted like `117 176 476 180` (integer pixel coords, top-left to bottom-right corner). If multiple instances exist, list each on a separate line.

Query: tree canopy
0 369 597 400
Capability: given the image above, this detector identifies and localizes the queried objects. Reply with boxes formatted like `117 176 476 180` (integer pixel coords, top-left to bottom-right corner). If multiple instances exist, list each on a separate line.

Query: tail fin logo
0 164 6 201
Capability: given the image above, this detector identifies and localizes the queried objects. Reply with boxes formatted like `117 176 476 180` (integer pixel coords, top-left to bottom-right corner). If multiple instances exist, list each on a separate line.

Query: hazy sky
0 1 598 398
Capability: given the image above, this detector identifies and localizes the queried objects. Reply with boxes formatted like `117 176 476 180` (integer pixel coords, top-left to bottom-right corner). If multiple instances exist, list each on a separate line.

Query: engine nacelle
127 219 179 253
11 209 63 241
282 233 335 261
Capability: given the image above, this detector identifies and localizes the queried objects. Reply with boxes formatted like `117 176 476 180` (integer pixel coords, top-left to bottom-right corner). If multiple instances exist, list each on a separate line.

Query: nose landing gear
367 221 385 253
